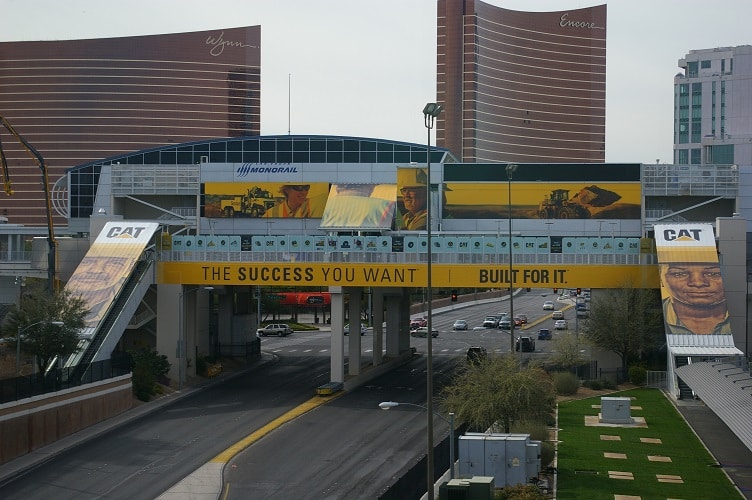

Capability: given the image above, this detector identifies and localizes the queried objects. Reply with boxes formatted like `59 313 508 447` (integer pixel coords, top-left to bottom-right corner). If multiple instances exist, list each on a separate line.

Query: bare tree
579 282 664 372
440 355 555 433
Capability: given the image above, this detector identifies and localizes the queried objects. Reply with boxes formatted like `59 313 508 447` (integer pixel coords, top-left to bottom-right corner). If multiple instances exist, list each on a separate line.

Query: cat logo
106 226 148 239
662 228 702 242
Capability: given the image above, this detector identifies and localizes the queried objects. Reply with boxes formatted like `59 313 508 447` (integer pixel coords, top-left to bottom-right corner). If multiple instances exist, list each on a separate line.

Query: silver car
452 319 469 331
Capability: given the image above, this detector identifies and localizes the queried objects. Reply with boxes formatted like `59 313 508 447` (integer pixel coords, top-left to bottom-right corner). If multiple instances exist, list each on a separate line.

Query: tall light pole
379 401 456 479
423 101 442 498
178 286 213 390
16 320 64 375
506 163 518 355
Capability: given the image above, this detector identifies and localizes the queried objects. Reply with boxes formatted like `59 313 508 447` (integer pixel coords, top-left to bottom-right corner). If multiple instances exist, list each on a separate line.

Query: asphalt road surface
0 291 573 499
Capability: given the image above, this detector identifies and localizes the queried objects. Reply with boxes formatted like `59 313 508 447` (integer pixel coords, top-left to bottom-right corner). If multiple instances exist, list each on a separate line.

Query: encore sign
158 262 658 289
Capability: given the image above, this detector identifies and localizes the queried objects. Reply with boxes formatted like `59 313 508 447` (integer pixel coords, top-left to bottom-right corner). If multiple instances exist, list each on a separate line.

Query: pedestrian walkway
672 398 752 499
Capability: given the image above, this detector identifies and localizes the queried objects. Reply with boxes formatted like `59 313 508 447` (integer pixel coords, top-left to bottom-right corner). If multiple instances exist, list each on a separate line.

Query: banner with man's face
654 223 730 336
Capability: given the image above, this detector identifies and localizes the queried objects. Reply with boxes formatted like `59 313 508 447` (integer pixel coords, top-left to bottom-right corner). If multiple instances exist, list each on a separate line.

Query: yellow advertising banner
158 262 659 288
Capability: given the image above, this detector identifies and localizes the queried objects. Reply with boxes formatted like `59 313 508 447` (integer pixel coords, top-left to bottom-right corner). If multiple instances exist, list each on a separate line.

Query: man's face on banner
662 263 726 307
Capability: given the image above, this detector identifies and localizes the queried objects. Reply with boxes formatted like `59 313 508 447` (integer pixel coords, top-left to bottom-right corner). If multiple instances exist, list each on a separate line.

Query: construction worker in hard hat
659 246 731 335
398 168 428 231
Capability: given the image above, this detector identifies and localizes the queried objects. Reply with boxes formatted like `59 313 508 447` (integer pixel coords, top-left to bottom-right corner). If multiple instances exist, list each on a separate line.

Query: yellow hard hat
397 168 427 188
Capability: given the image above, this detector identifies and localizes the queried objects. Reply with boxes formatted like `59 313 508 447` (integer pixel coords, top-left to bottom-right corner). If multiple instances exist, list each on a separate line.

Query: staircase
675 356 695 400
68 259 152 383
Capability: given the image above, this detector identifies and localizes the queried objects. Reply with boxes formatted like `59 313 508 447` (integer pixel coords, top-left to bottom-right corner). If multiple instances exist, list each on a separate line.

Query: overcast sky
3 0 752 164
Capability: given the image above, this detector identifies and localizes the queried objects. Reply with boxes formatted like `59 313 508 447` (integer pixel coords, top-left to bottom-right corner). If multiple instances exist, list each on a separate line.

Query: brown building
0 26 261 226
437 1 606 163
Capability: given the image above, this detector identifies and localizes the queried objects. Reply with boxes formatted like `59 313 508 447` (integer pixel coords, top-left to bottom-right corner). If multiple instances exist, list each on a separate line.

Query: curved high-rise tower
437 1 606 163
0 26 261 225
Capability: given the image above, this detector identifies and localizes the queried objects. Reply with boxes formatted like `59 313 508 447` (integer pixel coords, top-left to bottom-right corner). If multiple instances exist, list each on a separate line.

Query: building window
686 62 698 77
691 122 701 143
711 144 734 164
677 149 689 164
691 149 701 164
700 60 711 69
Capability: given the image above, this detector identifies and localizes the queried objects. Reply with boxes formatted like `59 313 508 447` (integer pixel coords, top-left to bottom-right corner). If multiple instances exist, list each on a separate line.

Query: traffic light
553 288 558 294
451 290 458 302
576 287 582 295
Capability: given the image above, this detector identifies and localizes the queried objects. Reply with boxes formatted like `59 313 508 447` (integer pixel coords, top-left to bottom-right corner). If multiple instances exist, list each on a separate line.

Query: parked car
515 336 535 352
452 319 469 331
411 326 439 338
344 323 367 336
554 319 568 330
257 323 293 337
552 310 564 320
466 346 488 364
483 316 499 328
537 328 552 340
542 301 555 310
499 317 512 330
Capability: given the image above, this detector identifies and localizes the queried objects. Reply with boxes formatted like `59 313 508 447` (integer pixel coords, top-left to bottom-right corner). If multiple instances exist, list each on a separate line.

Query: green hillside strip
557 388 741 499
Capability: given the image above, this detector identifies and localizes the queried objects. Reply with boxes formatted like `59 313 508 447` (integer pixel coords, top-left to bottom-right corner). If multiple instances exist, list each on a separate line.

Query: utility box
439 476 494 500
458 433 541 487
600 396 633 424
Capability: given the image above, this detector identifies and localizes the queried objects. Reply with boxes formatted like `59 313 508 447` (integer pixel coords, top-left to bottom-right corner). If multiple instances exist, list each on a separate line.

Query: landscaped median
556 388 742 499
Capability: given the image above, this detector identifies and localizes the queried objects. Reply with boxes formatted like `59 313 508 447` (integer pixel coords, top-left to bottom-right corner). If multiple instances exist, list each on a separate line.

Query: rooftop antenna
288 73 291 135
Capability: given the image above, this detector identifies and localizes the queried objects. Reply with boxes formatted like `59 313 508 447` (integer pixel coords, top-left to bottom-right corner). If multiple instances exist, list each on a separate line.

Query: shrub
129 348 171 401
495 484 547 499
629 365 647 386
553 371 578 395
582 379 602 390
511 420 550 442
601 378 617 390
540 441 555 467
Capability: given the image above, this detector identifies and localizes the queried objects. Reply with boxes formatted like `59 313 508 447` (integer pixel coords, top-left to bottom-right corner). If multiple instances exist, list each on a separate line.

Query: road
0 291 575 499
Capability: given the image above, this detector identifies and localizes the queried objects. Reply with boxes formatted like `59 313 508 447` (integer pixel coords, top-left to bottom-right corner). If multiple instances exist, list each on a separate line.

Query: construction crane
0 115 57 293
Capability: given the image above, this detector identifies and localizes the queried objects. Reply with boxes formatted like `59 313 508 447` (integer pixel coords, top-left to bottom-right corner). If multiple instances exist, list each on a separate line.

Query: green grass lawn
557 388 742 499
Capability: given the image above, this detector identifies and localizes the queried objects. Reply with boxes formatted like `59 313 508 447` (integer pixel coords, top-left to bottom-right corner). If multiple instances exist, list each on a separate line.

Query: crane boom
0 115 57 293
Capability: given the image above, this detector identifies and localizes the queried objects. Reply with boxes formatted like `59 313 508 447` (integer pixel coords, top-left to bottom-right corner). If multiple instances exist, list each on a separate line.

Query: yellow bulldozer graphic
537 185 621 219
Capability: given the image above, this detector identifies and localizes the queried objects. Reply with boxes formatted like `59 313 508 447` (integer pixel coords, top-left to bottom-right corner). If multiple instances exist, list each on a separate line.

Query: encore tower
437 1 607 163
0 26 261 226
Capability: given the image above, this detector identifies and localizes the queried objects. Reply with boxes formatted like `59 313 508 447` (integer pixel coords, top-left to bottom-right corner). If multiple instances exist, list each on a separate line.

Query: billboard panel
397 167 428 230
654 223 730 335
67 222 159 330
319 184 397 229
202 182 330 218
443 182 640 220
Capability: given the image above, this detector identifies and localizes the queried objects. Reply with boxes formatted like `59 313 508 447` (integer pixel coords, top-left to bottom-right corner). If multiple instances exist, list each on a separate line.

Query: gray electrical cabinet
458 433 541 487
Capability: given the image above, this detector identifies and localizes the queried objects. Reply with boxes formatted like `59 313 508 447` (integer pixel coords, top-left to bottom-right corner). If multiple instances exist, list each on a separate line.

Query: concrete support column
329 287 345 383
347 287 363 376
156 284 181 383
384 289 411 358
372 289 384 365
717 216 748 354
216 287 234 353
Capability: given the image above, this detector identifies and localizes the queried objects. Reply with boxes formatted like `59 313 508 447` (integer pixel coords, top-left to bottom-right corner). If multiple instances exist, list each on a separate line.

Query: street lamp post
178 286 213 390
379 401 456 480
506 163 518 354
16 320 64 375
422 101 442 498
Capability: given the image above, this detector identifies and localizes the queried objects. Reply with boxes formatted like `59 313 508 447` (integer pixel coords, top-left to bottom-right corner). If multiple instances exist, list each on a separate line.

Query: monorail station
0 135 749 427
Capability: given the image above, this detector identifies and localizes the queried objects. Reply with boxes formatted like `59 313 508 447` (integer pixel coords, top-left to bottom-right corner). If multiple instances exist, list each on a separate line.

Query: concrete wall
0 375 133 465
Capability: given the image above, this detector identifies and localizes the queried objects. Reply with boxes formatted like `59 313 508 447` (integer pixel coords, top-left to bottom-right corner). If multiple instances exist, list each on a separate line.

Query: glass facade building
0 26 261 226
437 1 607 163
